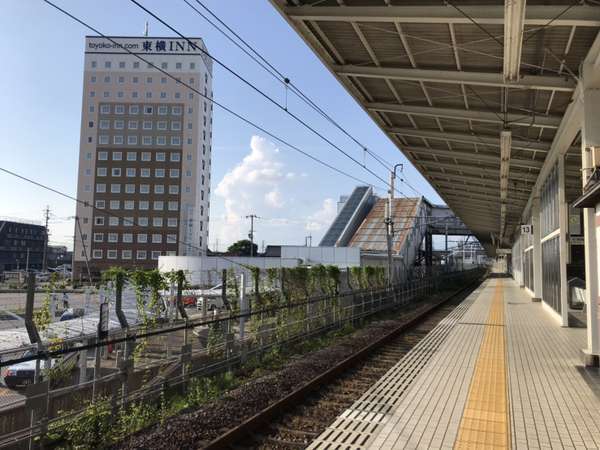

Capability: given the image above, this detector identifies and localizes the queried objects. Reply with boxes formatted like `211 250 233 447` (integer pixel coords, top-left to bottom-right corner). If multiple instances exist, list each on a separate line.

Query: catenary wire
127 0 407 198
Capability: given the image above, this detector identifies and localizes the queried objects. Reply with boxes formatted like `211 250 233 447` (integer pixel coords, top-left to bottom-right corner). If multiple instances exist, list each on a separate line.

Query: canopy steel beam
336 65 574 92
416 160 538 181
284 5 600 27
436 182 530 201
425 171 533 190
387 127 550 153
405 145 542 170
368 102 562 128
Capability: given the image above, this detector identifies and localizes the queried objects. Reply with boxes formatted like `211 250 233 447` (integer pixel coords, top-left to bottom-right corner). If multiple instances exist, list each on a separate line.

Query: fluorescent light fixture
504 0 526 82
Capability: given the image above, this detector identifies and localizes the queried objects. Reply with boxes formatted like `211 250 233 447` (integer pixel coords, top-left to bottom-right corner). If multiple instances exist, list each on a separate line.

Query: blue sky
0 0 442 251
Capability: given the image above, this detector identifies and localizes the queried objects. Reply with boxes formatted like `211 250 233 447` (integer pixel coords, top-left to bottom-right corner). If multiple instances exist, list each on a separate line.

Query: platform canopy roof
271 0 600 250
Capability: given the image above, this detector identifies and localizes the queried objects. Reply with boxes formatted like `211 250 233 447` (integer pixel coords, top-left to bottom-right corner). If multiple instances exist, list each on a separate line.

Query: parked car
3 349 36 388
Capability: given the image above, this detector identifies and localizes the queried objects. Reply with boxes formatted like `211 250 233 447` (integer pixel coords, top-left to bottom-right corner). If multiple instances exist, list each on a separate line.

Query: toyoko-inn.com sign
86 37 205 54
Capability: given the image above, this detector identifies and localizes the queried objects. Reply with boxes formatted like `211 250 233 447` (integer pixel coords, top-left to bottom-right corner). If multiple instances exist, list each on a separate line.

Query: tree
227 239 258 256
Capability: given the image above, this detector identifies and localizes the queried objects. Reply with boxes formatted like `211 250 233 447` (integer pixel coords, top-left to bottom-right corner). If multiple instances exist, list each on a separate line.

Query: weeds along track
115 280 482 450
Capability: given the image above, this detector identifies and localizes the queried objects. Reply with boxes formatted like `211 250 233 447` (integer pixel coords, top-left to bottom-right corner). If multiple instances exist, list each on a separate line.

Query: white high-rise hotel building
73 36 213 279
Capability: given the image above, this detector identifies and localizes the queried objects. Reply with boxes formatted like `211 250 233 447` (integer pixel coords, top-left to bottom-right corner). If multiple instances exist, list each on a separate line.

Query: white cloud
305 198 336 232
265 189 284 208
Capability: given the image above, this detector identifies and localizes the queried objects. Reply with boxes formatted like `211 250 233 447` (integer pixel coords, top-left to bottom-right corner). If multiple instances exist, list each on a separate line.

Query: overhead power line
41 0 380 192
127 0 407 198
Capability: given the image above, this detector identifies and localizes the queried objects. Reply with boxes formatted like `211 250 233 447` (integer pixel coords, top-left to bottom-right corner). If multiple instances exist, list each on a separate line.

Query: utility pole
245 214 260 257
386 164 403 286
305 235 312 247
42 205 50 272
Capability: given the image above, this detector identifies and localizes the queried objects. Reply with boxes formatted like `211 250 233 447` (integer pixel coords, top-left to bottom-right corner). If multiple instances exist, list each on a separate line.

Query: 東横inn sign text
86 37 204 55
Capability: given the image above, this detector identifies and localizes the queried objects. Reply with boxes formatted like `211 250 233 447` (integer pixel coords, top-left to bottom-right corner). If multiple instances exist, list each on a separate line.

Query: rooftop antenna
144 21 149 37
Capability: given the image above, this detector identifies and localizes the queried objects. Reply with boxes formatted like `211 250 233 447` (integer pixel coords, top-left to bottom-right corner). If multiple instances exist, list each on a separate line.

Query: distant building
73 36 214 280
47 245 72 269
0 220 46 272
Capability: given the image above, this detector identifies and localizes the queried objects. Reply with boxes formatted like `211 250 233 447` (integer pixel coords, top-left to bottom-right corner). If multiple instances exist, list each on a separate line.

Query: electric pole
245 214 260 257
386 164 403 286
305 235 312 247
42 206 50 272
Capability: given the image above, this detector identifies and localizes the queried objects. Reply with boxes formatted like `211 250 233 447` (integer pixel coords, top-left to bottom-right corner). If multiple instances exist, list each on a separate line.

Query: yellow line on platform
455 280 510 449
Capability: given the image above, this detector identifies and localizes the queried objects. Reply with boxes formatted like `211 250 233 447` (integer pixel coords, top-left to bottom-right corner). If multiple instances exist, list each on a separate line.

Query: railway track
206 280 482 450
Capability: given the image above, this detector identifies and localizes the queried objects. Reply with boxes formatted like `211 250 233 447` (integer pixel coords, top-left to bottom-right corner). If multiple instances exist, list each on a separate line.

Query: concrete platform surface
309 278 600 450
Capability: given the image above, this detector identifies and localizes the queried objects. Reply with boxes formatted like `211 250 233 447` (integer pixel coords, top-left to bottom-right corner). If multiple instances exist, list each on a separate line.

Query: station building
271 0 600 366
73 36 213 280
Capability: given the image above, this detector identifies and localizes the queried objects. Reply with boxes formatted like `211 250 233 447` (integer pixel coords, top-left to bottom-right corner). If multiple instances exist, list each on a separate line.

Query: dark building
0 220 47 272
47 245 72 269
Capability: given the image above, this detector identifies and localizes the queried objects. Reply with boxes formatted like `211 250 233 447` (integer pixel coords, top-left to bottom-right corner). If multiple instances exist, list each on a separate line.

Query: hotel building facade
73 36 213 279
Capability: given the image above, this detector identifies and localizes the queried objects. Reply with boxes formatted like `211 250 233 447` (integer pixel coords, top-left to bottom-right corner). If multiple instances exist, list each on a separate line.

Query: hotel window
185 170 192 177
103 76 111 83
139 201 149 210
167 234 177 244
140 168 150 178
167 218 178 227
90 91 96 98
132 92 138 98
128 120 138 130
145 92 152 99
137 233 148 243
185 186 191 193
153 201 164 211
140 184 150 194
111 168 121 177
118 75 125 83
99 120 110 130
168 185 179 195
117 91 124 98
91 61 97 68
138 217 149 226
141 152 151 161
161 77 167 84
152 234 162 243
127 152 136 161
154 184 165 194
112 152 122 161
146 76 153 84
94 216 105 226
142 136 153 146
168 201 178 211
190 62 195 70
160 92 167 99
92 249 103 259
103 92 110 98
122 250 132 260
104 61 111 69
144 106 153 115
187 138 192 145
89 106 95 114
110 184 121 194
174 92 181 99
86 151 93 160
93 233 103 242
158 105 168 115
128 136 138 145
108 233 118 243
123 217 134 227
187 153 193 161
133 61 140 69
188 93 194 100
109 217 119 226
124 200 134 210
153 217 163 227
170 153 181 162
171 136 181 146
114 120 124 130
95 200 105 209
161 62 168 69
151 251 161 260
155 168 165 178
156 152 166 162
176 62 182 69
96 183 106 193
188 122 193 130
96 167 107 176
157 121 167 130
109 200 120 210
100 105 110 114
142 121 152 130
137 250 147 260
122 233 133 243
171 121 181 131
200 190 204 200
126 168 136 177
107 250 117 260
170 169 180 178
172 106 182 115
125 184 135 194
189 78 195 85
132 76 139 84
156 136 166 146
129 105 139 114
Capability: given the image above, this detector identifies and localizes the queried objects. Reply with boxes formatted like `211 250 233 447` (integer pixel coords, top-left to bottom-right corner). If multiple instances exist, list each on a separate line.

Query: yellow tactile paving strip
455 280 510 449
